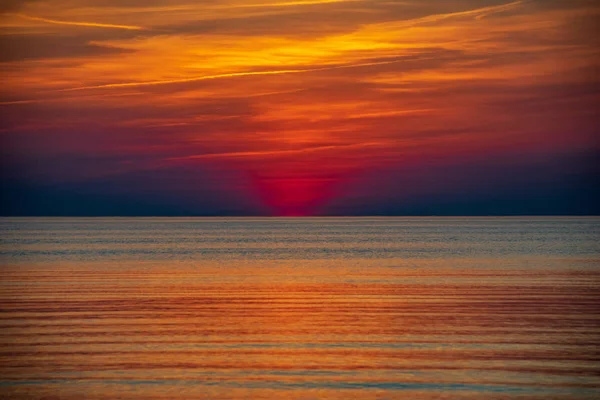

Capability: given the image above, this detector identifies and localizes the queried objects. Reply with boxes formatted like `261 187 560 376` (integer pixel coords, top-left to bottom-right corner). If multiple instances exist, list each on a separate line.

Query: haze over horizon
1 0 598 216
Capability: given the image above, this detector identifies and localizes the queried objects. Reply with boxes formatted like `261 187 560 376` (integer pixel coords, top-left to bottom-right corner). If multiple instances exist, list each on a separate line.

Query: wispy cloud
0 92 144 106
57 59 403 92
12 13 145 30
405 1 526 26
224 0 364 9
167 142 384 162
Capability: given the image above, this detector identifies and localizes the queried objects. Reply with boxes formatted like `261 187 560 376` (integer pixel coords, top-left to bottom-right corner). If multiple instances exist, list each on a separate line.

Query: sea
0 217 599 399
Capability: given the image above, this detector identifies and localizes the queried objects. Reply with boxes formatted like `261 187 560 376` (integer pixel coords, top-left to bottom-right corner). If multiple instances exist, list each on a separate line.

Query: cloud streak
416 1 526 25
167 142 384 162
12 13 145 30
57 59 404 92
224 0 364 9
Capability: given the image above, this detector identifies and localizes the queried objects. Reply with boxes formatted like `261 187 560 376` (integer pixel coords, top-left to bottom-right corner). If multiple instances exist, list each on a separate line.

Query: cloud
225 0 365 9
166 142 383 162
0 34 134 62
0 0 39 13
2 0 598 215
11 13 145 30
56 59 406 92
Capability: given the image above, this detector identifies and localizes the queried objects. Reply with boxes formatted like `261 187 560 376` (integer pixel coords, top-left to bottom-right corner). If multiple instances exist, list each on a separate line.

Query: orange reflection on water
1 258 599 399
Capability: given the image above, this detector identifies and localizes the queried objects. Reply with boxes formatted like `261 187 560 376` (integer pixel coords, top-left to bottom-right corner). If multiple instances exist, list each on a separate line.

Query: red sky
1 0 598 215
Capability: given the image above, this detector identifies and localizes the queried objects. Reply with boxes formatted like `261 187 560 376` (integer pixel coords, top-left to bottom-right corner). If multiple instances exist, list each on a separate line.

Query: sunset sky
1 0 598 216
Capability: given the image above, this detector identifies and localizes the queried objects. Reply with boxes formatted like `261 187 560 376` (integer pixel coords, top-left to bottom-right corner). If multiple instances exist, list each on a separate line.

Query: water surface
1 217 599 399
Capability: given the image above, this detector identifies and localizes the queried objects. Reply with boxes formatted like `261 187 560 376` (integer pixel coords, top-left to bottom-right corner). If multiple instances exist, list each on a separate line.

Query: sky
0 0 598 216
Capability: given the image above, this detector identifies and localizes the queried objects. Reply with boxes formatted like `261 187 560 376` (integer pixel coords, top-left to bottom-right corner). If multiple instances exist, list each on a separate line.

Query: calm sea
1 217 599 399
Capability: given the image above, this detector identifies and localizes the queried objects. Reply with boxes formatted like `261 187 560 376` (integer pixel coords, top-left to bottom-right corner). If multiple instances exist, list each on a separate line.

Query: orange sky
1 0 598 215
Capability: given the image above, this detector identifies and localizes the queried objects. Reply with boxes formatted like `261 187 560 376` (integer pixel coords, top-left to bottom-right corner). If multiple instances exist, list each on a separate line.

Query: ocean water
0 217 599 399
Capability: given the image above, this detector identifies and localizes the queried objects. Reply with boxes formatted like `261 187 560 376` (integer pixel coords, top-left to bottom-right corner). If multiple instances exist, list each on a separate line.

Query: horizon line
1 215 598 218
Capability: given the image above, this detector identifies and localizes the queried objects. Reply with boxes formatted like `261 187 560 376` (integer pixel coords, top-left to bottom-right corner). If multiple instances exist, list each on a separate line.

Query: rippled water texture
1 217 599 399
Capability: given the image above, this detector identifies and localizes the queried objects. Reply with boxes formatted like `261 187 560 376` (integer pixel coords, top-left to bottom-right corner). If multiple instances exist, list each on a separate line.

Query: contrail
0 89 305 107
475 0 528 20
60 69 309 92
225 0 364 9
61 59 404 92
58 59 403 92
0 92 142 106
385 0 525 28
13 13 145 30
167 142 383 162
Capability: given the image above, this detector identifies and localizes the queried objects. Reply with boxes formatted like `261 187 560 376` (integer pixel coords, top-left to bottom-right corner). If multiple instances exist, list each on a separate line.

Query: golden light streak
475 0 529 20
57 59 404 92
225 0 364 9
0 89 306 107
350 109 435 119
400 0 526 27
12 13 145 30
0 92 145 106
167 142 384 161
